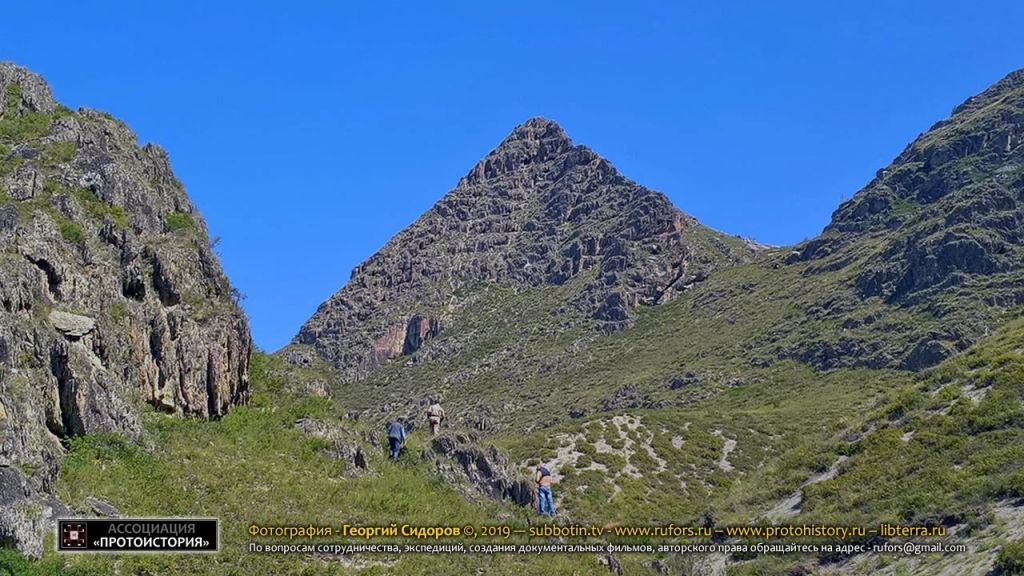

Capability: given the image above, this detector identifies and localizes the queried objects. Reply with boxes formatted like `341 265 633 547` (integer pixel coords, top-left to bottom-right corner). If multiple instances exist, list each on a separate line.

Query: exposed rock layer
0 62 251 556
786 68 1024 369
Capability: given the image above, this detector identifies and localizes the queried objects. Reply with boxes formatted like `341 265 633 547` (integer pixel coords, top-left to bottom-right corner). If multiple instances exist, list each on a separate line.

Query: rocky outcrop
290 118 755 379
785 68 1024 369
425 434 535 507
0 62 250 556
0 467 70 556
294 418 369 474
602 384 665 411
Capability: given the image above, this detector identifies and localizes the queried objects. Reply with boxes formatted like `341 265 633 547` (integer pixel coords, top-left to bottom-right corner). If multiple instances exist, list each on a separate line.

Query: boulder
48 310 95 339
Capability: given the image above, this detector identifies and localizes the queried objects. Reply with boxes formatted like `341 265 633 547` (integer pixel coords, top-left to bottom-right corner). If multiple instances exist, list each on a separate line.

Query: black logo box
57 519 219 553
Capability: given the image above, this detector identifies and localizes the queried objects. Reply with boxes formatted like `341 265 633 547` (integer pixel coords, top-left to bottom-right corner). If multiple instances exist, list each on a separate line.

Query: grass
800 316 1024 528
54 214 84 245
499 362 906 527
0 110 50 143
71 187 128 229
24 353 600 575
0 84 54 143
999 540 1024 575
40 142 76 165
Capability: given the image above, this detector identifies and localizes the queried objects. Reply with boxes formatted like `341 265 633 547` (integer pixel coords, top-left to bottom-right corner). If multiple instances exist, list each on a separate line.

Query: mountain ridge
296 65 1024 436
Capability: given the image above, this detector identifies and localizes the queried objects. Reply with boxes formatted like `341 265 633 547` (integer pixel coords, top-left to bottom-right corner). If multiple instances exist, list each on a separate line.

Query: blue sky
5 2 1023 350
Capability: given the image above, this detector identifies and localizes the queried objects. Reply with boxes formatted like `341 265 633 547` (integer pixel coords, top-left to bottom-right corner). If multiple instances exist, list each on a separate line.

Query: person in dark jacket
386 420 407 462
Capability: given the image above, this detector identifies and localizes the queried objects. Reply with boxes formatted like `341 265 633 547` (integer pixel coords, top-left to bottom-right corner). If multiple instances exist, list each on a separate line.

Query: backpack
538 466 551 479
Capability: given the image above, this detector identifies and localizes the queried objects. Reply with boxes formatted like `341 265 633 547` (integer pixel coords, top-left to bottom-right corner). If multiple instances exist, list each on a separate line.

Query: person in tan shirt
426 403 445 435
535 464 555 517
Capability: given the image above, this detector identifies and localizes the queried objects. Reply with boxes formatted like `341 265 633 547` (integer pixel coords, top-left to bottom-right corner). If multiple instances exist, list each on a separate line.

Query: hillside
291 69 1024 439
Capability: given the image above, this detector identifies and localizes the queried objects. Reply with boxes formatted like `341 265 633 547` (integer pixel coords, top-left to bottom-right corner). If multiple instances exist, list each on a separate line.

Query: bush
108 301 129 325
73 187 128 229
55 215 84 245
165 211 193 232
997 540 1024 575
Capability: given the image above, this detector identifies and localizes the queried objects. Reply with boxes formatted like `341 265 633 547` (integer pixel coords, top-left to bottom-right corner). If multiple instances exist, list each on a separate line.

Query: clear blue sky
5 2 1023 350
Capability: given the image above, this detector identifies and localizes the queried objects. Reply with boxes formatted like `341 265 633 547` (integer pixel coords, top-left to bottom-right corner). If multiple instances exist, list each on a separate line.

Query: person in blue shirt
386 420 407 462
535 464 555 517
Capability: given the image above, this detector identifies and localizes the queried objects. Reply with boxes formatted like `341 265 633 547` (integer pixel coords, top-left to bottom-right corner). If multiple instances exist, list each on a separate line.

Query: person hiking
426 402 445 436
535 463 555 517
386 420 406 462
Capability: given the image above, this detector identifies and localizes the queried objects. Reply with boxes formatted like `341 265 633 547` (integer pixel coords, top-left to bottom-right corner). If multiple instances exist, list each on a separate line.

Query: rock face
0 63 250 556
294 418 369 474
426 434 535 508
290 118 755 379
787 68 1024 369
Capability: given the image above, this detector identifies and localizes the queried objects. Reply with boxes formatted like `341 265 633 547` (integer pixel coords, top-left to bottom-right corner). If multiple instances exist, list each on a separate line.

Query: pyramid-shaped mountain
288 118 755 378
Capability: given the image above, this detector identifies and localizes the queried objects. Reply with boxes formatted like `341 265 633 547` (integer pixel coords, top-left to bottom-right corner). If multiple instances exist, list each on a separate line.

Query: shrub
108 301 129 325
997 540 1024 575
165 211 193 232
73 187 128 229
55 215 84 245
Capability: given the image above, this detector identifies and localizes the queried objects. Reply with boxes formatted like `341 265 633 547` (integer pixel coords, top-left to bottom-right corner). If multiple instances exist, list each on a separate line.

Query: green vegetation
0 109 49 141
802 316 1024 527
0 84 54 143
41 141 76 165
165 211 194 232
107 301 129 325
54 213 84 245
0 113 50 144
999 540 1024 575
40 353 598 575
500 362 906 527
0 549 64 576
72 187 128 229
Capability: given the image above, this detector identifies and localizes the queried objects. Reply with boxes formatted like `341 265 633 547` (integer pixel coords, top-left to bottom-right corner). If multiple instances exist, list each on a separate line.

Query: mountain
286 117 756 381
0 63 250 556
283 70 1024 440
3 64 1024 576
788 68 1024 369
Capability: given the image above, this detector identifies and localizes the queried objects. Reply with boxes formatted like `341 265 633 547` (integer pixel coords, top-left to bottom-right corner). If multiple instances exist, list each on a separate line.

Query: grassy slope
7 318 1022 575
2 354 598 575
803 316 1024 525
331 241 957 435
499 362 909 526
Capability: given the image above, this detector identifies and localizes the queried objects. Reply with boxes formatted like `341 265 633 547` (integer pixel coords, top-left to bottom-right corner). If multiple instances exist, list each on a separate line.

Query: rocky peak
820 68 1024 238
0 62 57 116
950 68 1024 117
461 117 579 185
288 117 755 379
